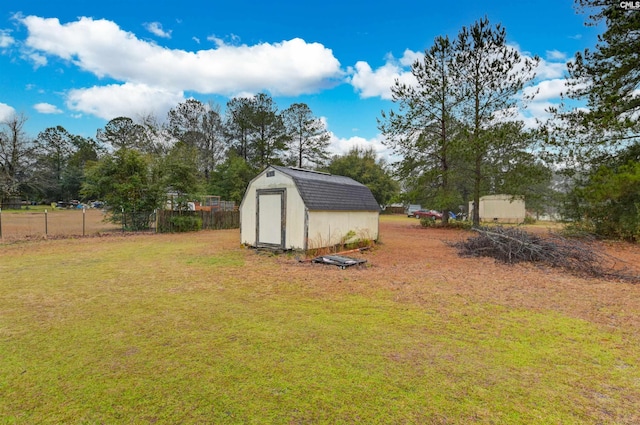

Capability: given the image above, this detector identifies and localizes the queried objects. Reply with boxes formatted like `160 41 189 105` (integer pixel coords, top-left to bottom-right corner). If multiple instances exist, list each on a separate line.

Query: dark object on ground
450 226 639 283
312 255 367 269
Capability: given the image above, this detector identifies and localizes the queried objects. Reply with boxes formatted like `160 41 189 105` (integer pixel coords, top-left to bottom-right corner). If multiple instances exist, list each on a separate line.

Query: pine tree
569 0 640 131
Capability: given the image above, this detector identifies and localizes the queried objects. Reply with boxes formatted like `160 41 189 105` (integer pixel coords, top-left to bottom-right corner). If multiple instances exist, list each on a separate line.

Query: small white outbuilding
469 194 526 223
240 165 380 251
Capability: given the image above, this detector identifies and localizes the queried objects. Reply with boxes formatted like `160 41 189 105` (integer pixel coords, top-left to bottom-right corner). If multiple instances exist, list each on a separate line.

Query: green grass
1 231 639 424
1 204 53 213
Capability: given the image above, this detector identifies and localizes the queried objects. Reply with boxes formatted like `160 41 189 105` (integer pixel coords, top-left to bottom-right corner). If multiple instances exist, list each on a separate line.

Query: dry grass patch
2 218 640 423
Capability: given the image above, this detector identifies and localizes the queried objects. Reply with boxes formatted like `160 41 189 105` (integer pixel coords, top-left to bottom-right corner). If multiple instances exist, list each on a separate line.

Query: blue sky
0 0 601 156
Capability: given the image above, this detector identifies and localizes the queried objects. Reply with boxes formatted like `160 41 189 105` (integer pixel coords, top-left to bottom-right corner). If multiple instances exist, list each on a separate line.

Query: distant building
469 195 525 223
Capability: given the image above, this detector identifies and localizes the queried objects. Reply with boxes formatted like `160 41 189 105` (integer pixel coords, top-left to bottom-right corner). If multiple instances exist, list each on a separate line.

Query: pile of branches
450 226 639 283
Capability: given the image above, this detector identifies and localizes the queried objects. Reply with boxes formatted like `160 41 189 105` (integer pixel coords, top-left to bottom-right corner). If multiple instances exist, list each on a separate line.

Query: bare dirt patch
287 217 640 334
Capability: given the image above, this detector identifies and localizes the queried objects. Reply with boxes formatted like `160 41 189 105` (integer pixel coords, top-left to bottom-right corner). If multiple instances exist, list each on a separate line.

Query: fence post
83 207 86 236
0 208 2 239
45 209 48 238
121 206 125 233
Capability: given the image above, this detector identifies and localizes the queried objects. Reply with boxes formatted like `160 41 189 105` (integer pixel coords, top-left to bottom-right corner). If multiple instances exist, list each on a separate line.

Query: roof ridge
265 165 379 211
271 165 332 176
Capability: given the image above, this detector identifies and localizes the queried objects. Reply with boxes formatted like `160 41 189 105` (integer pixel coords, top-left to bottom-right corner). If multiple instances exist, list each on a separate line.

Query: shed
469 194 525 223
240 165 380 250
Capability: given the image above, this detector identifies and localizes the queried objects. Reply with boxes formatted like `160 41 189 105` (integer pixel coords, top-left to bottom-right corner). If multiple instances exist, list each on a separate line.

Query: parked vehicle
406 204 422 217
414 209 443 220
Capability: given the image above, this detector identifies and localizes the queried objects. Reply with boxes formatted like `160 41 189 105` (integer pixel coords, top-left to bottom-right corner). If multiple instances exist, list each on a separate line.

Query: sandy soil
290 217 640 335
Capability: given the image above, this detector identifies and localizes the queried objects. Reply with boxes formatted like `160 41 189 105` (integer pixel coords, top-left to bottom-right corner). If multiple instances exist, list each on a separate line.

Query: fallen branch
449 226 639 283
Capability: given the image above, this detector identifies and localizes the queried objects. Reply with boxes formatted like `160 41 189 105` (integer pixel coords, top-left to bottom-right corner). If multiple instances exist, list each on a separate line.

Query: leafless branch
449 226 639 283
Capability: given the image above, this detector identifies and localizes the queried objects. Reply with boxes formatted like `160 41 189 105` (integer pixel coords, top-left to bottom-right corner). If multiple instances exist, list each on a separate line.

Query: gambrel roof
269 165 380 211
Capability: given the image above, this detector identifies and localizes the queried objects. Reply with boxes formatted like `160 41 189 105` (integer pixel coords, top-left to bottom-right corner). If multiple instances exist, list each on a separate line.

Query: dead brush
449 226 640 283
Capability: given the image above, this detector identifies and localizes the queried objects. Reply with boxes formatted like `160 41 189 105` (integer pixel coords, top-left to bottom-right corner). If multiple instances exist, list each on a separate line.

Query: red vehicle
414 209 443 220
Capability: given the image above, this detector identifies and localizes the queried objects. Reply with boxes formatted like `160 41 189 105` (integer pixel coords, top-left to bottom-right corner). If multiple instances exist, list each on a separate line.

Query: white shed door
257 189 286 248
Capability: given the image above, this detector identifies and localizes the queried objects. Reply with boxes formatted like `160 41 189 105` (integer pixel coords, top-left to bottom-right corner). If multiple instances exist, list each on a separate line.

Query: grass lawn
1 221 640 424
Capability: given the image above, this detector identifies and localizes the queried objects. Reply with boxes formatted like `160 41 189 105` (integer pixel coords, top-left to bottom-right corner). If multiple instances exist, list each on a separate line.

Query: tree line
378 5 639 239
542 0 640 240
379 17 548 226
2 1 638 240
0 93 397 221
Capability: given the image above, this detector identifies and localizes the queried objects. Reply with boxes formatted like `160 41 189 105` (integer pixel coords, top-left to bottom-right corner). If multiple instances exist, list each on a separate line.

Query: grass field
1 216 640 424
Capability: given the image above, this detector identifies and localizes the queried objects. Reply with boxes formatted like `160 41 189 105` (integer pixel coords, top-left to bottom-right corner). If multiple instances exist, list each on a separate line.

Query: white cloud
349 50 420 100
231 91 258 100
26 52 47 67
328 133 391 160
66 82 185 120
34 102 62 114
492 99 568 130
206 34 225 48
524 78 570 101
0 102 16 121
349 61 396 99
0 29 14 48
535 58 566 79
207 33 240 47
398 49 422 66
144 22 171 38
526 100 557 121
546 50 567 61
20 16 342 97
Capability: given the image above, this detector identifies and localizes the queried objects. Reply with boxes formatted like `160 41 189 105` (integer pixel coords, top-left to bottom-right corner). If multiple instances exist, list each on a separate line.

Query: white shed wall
240 171 306 248
284 190 307 249
307 211 379 249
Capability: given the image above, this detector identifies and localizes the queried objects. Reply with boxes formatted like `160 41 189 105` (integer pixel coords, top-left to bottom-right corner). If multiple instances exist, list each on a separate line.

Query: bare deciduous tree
0 113 33 205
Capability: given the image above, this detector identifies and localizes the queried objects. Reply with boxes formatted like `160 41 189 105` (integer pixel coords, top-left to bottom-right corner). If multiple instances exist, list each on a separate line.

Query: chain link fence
0 207 240 240
0 208 121 240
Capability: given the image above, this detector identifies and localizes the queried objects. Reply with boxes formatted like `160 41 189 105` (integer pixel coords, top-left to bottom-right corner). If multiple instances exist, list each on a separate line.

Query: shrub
169 215 202 232
419 217 438 227
420 217 473 230
444 220 474 230
559 221 598 240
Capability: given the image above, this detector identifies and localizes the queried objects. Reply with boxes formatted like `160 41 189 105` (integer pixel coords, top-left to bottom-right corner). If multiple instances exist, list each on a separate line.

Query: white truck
405 204 422 217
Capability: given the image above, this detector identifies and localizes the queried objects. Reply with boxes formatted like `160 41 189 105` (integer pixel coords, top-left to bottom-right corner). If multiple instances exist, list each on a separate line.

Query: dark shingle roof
269 165 380 211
